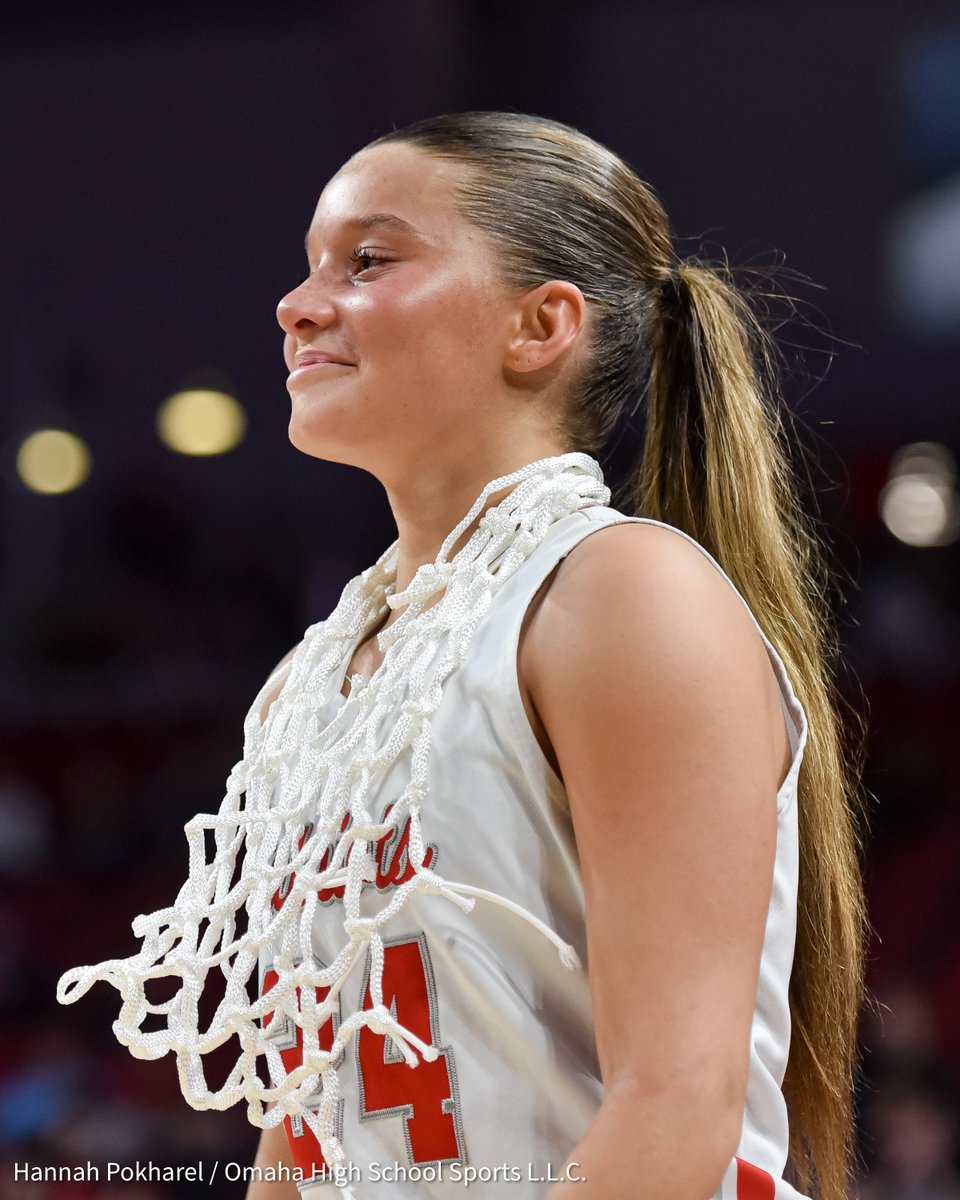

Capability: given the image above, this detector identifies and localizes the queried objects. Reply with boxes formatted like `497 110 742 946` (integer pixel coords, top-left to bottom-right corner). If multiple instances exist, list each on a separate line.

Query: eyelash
348 246 389 274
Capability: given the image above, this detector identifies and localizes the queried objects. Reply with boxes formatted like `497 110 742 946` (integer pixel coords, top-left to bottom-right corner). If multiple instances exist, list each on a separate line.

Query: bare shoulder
526 519 770 683
258 644 300 726
521 520 788 793
545 519 757 629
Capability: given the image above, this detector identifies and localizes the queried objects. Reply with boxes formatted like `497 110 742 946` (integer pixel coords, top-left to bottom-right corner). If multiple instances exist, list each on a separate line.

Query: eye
348 246 390 275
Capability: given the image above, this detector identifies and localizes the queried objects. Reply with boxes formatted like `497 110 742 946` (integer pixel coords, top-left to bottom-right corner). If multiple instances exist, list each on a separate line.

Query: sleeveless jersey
259 505 811 1200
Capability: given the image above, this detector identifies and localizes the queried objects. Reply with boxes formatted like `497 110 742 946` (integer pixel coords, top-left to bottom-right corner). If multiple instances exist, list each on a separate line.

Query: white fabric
261 505 810 1199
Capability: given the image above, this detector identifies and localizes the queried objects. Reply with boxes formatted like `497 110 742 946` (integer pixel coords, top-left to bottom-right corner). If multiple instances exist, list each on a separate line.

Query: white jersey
259 505 810 1200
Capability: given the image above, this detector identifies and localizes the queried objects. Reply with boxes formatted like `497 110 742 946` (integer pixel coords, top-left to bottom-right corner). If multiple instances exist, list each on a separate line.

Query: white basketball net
57 452 610 1186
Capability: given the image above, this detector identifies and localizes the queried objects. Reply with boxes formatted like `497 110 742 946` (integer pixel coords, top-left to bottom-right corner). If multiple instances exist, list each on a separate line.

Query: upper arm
524 524 783 1115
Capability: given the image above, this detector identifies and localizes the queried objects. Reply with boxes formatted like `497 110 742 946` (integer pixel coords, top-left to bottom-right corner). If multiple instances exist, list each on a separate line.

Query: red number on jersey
261 962 343 1179
355 932 466 1165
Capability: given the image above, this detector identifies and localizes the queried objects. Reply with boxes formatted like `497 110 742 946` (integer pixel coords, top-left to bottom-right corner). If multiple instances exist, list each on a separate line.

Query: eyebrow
304 212 428 253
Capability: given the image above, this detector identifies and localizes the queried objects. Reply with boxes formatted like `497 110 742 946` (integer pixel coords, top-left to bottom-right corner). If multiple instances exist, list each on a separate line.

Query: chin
287 413 372 470
288 420 346 464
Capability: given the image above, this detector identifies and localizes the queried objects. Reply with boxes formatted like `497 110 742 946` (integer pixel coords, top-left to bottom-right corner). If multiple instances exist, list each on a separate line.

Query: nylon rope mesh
57 452 610 1188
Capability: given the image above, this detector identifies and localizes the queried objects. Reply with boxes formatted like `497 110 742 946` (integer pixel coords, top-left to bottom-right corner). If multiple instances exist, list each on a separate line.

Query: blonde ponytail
633 258 867 1199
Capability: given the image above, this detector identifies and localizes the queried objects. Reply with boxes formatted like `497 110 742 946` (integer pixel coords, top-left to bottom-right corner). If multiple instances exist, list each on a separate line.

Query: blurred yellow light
156 389 246 456
16 429 91 494
879 475 959 546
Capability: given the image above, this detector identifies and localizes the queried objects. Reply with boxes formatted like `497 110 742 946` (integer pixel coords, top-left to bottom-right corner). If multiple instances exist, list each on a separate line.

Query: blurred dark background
2 2 960 1196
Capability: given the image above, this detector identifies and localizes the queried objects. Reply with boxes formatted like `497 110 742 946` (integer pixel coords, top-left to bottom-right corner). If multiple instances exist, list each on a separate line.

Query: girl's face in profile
277 141 519 482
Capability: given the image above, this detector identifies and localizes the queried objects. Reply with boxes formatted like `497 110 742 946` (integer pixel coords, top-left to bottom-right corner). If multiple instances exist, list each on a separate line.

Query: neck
377 438 571 627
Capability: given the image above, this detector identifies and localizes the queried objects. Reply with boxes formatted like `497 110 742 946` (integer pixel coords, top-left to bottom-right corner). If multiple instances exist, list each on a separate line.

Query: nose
276 273 337 338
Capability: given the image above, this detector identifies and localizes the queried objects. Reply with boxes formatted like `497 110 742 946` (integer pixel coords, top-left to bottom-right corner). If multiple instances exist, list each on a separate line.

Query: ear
504 280 587 375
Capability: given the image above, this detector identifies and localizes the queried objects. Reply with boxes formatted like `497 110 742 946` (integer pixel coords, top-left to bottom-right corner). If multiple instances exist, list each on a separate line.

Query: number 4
260 960 344 1176
356 931 467 1167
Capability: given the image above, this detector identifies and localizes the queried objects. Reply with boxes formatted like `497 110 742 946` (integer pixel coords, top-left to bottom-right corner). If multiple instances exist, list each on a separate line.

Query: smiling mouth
287 360 356 385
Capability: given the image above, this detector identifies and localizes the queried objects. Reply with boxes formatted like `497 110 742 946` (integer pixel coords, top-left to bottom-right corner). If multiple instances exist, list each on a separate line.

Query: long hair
369 110 867 1200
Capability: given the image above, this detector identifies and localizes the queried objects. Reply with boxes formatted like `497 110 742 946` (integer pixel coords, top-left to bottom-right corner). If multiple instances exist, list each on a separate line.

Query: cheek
359 274 501 367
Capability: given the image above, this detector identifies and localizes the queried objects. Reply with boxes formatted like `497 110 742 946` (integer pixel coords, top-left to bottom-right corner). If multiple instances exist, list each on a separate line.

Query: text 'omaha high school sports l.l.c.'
11 1159 587 1188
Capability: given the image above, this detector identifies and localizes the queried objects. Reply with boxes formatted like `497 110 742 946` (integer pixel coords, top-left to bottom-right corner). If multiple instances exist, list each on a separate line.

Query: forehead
309 142 471 239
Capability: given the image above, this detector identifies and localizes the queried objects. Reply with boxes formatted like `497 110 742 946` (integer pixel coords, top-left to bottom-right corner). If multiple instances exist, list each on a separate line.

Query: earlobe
507 280 587 375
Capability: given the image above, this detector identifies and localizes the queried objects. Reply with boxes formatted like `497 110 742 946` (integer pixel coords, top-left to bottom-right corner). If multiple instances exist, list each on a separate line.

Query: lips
294 350 355 369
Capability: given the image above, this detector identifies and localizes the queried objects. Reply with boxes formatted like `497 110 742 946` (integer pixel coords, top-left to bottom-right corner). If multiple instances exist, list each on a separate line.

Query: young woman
59 112 866 1200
